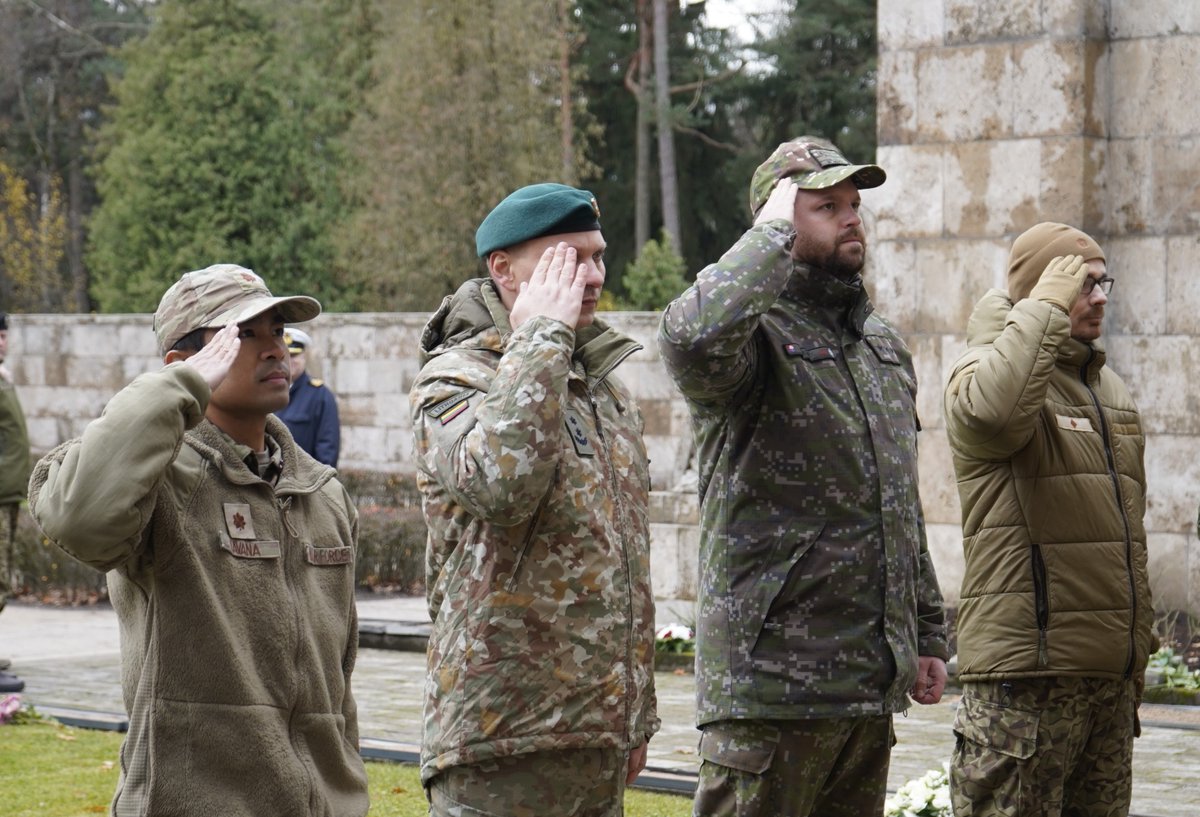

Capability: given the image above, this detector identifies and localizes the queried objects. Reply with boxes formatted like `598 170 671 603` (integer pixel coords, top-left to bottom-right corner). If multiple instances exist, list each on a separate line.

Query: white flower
655 623 693 641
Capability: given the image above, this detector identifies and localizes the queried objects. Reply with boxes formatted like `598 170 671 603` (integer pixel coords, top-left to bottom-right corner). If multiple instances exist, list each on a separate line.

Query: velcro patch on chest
305 544 353 566
219 531 281 559
783 343 838 362
223 502 257 539
1056 414 1095 433
427 389 475 426
565 409 597 457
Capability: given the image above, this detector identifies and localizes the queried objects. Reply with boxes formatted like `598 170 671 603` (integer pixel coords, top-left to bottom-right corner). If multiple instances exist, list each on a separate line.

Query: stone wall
875 0 1200 614
4 311 701 600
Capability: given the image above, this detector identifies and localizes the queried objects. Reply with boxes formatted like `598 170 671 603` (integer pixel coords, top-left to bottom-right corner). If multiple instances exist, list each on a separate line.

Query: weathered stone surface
943 139 1042 236
873 145 945 240
1043 0 1109 39
1110 0 1200 39
1153 136 1200 234
1106 335 1200 437
877 0 944 51
1146 532 1191 612
945 0 1041 45
925 523 966 606
1104 237 1167 336
877 50 919 144
1011 39 1089 137
1143 435 1200 538
868 240 920 334
918 430 960 527
917 45 1012 142
1109 37 1200 138
913 239 1009 335
1166 235 1200 335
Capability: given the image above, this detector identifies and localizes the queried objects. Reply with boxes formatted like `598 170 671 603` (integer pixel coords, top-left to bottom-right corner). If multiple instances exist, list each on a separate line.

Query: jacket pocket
698 723 777 774
1031 544 1050 667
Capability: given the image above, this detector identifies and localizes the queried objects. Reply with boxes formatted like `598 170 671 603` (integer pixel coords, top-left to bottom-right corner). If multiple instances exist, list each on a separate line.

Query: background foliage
0 0 877 314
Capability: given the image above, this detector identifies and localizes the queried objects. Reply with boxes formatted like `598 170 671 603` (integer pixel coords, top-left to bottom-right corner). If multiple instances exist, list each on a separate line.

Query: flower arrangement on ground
654 623 695 654
884 763 951 817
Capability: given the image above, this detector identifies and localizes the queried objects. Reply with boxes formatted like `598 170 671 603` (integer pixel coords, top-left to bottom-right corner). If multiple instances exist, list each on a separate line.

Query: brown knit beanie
1007 222 1105 302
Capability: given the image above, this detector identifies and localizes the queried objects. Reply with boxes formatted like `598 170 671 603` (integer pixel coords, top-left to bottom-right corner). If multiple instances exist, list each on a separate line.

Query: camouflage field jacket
659 222 947 725
410 278 659 784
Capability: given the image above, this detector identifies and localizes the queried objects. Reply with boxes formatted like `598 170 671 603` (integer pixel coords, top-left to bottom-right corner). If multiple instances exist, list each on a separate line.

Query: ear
487 250 518 294
164 349 191 365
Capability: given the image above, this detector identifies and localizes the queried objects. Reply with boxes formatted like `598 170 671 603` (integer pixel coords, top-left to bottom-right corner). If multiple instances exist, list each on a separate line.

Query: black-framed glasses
1082 276 1114 296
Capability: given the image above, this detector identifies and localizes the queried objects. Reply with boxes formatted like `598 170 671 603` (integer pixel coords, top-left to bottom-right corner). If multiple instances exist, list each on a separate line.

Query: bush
9 505 108 604
621 231 690 311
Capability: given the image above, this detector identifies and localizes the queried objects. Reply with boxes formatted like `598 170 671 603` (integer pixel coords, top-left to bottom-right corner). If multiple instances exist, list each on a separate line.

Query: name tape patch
220 532 281 559
306 544 353 566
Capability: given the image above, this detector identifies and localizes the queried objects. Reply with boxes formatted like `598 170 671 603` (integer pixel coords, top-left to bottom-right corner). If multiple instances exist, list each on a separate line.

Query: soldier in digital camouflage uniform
410 183 659 817
944 223 1154 817
658 137 949 817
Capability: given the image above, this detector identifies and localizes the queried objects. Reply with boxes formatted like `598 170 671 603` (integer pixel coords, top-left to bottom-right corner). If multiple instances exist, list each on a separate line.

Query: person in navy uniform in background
275 327 341 467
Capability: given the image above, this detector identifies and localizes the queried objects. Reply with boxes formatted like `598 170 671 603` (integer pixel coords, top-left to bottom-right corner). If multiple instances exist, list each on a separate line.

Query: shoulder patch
427 389 476 425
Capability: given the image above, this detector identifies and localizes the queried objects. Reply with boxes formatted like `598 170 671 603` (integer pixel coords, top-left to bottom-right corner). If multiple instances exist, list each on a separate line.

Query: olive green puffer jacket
944 290 1153 682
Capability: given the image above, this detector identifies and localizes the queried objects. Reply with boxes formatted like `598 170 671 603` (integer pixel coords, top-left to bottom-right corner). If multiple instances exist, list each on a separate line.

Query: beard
793 230 867 279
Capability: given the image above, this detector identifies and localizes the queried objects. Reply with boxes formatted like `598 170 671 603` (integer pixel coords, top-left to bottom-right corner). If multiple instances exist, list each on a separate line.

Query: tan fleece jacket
29 364 368 817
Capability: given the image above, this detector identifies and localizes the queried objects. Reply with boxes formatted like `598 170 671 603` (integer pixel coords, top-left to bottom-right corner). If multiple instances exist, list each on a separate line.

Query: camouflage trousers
428 747 627 817
951 677 1138 817
0 503 16 613
693 716 894 817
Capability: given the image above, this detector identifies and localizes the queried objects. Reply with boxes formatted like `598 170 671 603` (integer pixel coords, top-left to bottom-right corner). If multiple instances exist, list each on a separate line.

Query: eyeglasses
1081 276 1114 296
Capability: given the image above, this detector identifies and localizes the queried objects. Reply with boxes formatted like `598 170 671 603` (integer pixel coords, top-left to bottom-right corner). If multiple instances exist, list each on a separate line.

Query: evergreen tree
87 0 372 312
335 0 591 312
621 229 688 310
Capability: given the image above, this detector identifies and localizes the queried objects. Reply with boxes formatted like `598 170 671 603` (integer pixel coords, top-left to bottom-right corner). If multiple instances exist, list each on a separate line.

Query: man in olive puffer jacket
944 222 1154 816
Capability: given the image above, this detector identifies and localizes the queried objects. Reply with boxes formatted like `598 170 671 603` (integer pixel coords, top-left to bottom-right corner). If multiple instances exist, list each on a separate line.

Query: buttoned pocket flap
698 726 776 774
952 696 1038 760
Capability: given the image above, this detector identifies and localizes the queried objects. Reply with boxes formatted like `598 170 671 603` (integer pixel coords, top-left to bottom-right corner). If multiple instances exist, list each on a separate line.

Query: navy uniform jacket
276 370 341 467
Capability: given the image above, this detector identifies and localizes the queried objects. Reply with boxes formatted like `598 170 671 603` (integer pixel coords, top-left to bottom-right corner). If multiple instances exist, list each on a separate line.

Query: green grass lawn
0 719 691 816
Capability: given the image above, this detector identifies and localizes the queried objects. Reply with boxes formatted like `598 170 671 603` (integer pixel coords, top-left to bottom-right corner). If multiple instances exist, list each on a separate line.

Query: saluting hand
182 322 240 392
509 242 588 331
754 178 799 227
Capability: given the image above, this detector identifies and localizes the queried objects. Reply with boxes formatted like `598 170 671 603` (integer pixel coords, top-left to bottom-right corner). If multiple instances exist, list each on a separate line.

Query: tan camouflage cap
749 136 886 217
153 264 321 355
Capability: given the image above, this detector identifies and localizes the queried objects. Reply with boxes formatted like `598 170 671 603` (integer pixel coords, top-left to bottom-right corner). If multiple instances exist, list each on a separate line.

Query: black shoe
0 671 24 693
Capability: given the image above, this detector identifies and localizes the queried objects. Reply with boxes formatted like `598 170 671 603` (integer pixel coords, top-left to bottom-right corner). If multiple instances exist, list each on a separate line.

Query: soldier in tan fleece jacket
29 265 369 817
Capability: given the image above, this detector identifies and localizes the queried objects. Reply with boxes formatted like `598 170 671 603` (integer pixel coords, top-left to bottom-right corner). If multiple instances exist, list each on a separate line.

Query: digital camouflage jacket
410 278 659 784
944 290 1153 682
659 222 947 725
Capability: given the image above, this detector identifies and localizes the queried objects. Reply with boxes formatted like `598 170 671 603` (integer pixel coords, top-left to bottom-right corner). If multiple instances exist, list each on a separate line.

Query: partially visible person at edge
409 183 659 817
27 265 369 817
0 311 31 694
658 136 949 817
944 223 1154 816
276 326 341 467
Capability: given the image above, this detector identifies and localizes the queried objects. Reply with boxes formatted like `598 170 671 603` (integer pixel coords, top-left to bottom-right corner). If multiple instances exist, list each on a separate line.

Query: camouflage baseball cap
153 264 321 355
749 136 886 217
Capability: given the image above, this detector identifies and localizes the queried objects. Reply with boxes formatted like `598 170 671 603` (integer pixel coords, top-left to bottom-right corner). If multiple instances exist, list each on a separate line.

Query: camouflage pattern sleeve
914 505 949 660
658 222 795 403
410 316 574 524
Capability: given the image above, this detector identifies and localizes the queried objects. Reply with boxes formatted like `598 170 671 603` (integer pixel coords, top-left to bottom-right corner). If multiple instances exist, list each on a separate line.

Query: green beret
476 183 602 258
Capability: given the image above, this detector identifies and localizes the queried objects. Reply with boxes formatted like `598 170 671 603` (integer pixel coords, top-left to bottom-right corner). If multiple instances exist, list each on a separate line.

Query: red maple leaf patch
233 512 247 530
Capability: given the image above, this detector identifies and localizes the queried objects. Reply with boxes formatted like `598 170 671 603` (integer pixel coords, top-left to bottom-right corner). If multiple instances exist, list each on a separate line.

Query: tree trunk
634 0 652 252
652 0 680 252
557 0 575 183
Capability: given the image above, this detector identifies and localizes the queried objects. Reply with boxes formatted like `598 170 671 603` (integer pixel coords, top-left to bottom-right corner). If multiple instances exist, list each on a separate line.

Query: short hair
170 327 208 354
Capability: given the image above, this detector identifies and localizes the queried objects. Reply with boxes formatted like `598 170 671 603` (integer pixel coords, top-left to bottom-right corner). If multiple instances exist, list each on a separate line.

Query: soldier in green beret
659 137 949 816
411 183 659 816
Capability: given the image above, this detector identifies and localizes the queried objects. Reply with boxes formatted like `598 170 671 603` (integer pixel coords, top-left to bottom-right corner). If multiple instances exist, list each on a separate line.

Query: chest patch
219 531 281 559
783 343 838 362
1056 414 1095 433
306 544 353 566
223 503 257 539
565 409 596 458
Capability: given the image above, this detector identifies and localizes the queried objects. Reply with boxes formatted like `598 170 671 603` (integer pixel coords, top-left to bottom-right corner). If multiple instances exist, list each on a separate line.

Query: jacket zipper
1031 543 1050 667
1079 353 1137 678
277 493 317 810
588 387 637 745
